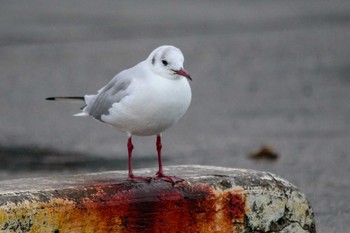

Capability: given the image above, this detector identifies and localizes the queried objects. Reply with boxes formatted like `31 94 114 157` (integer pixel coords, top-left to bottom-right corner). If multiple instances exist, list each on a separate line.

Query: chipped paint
0 165 315 233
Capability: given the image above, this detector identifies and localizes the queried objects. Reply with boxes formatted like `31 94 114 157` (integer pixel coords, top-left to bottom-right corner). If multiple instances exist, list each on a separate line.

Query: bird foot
155 172 184 185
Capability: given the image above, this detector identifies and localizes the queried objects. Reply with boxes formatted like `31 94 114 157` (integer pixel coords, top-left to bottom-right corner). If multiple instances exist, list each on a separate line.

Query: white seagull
46 45 192 184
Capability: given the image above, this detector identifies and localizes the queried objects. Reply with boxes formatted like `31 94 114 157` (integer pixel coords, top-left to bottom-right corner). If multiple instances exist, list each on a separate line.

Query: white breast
101 73 191 136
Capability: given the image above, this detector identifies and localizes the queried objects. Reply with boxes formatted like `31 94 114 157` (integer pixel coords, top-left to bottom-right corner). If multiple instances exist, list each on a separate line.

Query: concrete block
0 165 315 233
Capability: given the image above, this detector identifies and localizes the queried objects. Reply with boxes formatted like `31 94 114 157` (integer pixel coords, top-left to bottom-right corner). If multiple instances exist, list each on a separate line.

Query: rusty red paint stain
78 181 217 233
227 192 246 221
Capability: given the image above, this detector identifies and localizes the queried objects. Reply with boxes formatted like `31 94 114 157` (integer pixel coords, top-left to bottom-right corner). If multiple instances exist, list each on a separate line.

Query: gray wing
86 75 132 121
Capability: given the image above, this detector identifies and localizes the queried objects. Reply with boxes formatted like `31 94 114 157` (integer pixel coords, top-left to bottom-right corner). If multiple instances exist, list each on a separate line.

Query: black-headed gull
47 45 192 184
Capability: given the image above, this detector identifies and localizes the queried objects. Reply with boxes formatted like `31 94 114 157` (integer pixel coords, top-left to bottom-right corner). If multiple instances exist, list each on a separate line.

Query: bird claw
155 172 184 185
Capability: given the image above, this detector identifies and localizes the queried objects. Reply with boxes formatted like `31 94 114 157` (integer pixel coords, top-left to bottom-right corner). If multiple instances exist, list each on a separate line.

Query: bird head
148 45 192 81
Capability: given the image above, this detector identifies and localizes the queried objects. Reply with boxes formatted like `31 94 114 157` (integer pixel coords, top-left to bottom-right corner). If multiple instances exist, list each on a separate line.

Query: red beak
173 69 192 81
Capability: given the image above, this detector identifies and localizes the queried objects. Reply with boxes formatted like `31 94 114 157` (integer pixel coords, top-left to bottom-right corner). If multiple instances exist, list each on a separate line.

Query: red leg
127 136 134 179
156 134 164 176
127 136 151 182
155 134 184 185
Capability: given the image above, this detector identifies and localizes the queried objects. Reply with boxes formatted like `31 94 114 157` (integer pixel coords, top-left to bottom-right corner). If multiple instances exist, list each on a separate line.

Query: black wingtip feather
45 96 85 101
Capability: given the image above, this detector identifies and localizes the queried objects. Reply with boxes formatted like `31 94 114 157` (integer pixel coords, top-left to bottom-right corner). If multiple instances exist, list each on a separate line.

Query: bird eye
161 60 168 66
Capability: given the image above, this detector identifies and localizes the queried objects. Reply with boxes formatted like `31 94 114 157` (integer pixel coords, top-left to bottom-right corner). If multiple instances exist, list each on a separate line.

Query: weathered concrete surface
0 166 315 233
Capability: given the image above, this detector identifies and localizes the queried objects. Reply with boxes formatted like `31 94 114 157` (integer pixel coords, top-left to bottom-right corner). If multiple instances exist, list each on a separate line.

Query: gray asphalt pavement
1 1 350 232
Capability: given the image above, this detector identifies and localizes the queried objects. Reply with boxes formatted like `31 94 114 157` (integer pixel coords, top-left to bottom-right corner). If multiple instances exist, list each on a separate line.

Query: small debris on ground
249 145 279 160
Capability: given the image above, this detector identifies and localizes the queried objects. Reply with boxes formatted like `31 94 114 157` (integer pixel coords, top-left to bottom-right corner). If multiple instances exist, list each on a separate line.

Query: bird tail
46 96 89 117
45 96 85 103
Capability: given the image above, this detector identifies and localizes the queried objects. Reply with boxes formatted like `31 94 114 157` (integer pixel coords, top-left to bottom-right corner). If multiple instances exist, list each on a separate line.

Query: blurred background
0 1 349 232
